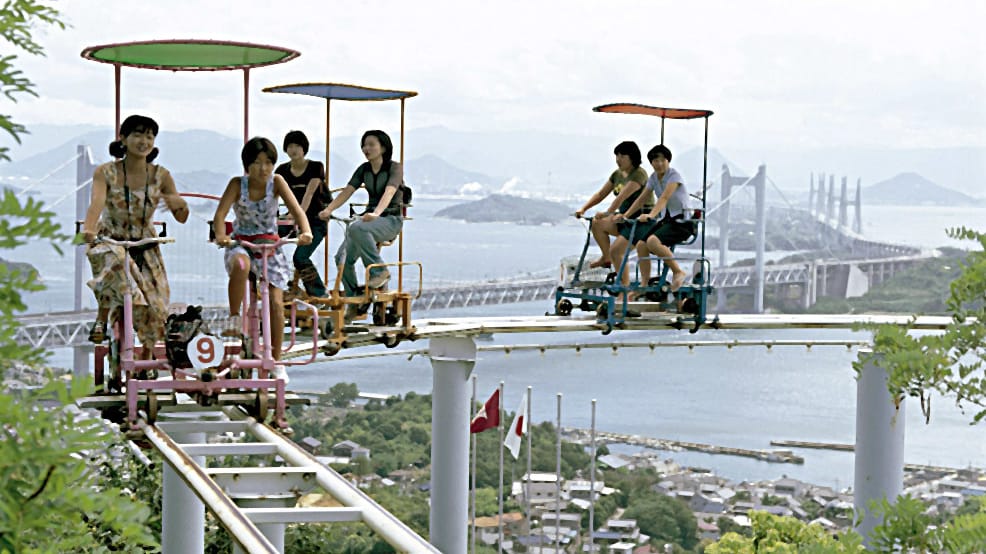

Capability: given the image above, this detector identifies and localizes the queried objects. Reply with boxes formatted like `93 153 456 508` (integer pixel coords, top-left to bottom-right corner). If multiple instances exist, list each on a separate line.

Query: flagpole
498 381 505 554
555 392 562 553
470 375 477 554
525 386 533 553
589 398 597 552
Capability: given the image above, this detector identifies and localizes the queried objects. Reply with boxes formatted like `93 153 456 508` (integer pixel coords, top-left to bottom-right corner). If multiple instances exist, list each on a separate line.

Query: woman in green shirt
318 130 404 319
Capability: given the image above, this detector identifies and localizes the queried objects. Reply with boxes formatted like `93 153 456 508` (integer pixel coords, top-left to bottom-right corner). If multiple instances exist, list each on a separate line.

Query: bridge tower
73 145 97 378
716 164 734 313
854 178 863 234
826 175 836 228
838 176 849 230
815 172 826 220
808 173 815 215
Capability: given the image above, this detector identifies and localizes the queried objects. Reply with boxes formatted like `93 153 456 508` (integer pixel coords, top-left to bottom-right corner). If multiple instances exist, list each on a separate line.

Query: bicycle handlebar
98 236 175 248
234 237 298 251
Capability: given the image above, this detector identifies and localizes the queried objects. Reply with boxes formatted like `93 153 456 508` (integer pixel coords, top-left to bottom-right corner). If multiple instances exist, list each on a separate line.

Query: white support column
429 336 477 554
853 350 905 545
753 165 767 314
161 412 208 554
232 496 294 554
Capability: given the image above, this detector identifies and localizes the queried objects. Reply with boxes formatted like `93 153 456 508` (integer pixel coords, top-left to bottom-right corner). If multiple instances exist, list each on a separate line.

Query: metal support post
232 497 295 554
428 336 477 554
853 350 905 545
161 412 210 554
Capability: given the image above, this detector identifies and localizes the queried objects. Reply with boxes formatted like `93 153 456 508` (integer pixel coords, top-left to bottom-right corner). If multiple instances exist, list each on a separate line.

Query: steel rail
138 420 278 554
227 408 441 553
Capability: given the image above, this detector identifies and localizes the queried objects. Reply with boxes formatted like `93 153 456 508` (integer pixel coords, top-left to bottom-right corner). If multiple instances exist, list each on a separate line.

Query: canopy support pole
398 98 406 292
324 98 332 289
702 116 709 260
114 64 121 135
242 68 250 144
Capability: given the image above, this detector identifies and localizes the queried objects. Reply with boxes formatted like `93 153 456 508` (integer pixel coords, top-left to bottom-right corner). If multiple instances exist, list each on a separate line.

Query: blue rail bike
552 103 718 333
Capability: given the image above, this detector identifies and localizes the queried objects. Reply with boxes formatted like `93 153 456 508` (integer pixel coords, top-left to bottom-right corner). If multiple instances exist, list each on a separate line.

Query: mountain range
863 172 982 206
1 124 981 206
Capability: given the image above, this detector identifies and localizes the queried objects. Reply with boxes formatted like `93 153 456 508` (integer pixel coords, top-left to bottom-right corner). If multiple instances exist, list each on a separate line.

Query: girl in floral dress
81 114 189 357
213 137 312 382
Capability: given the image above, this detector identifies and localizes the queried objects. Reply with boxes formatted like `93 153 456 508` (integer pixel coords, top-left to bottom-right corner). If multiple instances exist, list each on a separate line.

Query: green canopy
81 39 299 71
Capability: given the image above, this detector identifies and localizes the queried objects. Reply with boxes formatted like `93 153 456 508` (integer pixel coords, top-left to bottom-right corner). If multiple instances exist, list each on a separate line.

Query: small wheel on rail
318 317 335 340
146 392 158 424
556 298 573 317
595 303 608 321
253 388 268 422
322 342 341 356
382 334 401 348
108 338 122 393
385 306 400 326
373 303 387 326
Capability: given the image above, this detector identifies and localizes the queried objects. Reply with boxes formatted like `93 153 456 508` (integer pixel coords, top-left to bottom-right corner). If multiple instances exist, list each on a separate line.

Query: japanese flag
503 390 529 459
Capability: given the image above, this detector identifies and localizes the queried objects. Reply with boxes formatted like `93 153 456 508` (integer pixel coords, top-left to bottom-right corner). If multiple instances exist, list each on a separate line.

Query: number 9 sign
189 334 225 370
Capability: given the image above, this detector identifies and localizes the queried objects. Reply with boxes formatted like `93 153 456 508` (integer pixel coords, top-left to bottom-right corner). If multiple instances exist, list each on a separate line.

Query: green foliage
623 491 698 550
717 515 752 538
0 190 69 367
859 227 986 423
0 0 67 161
473 487 499 517
326 382 359 408
0 0 71 368
868 494 986 554
0 378 158 552
705 511 864 553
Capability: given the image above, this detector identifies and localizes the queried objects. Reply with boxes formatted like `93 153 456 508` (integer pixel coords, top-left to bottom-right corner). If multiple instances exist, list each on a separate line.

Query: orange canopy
593 103 713 119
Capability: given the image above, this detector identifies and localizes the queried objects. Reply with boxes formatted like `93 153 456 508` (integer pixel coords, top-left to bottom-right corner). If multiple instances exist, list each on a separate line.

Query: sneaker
222 314 242 337
367 269 391 290
272 364 289 385
670 272 688 292
88 320 106 343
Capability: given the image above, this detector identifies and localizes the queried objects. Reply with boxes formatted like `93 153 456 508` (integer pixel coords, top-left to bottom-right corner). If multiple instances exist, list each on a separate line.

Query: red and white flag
503 390 529 459
470 388 500 434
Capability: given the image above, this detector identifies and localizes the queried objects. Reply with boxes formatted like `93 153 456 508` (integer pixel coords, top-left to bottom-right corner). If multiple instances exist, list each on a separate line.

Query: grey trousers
335 215 402 296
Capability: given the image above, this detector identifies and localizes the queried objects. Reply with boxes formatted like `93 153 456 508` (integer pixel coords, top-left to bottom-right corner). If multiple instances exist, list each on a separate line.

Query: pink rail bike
213 236 320 428
94 235 318 434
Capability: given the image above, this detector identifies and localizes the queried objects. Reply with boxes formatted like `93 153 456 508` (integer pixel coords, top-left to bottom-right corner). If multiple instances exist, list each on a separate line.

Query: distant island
0 257 39 279
435 193 573 225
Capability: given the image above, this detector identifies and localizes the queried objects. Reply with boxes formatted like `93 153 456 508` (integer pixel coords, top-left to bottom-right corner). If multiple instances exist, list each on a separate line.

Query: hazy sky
8 0 986 155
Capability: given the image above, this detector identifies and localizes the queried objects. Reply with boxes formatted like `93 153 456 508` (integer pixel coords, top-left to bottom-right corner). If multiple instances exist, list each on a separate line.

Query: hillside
404 154 503 196
435 193 573 224
863 172 979 206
